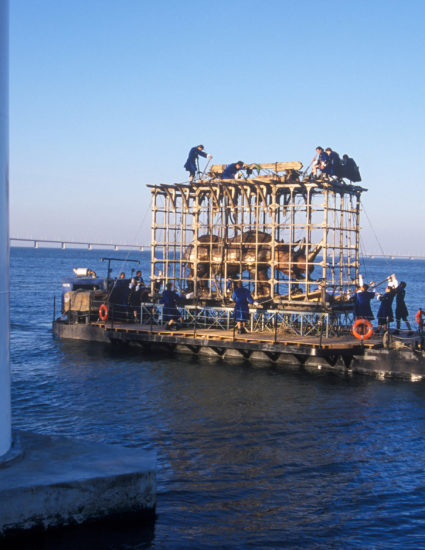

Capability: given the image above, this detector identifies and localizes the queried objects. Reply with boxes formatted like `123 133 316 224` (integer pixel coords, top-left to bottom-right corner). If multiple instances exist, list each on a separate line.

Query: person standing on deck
395 281 412 333
376 286 397 333
354 284 375 320
184 145 212 183
160 282 183 330
222 161 245 180
231 281 258 334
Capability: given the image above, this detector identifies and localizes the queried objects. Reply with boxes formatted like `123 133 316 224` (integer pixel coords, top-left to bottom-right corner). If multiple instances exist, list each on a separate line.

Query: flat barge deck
53 319 425 381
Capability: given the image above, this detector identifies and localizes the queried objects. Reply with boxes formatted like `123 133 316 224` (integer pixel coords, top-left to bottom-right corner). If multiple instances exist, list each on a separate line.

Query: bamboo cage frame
149 171 364 310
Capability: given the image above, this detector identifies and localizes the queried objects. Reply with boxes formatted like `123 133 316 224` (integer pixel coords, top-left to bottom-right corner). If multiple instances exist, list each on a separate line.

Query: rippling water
9 248 425 549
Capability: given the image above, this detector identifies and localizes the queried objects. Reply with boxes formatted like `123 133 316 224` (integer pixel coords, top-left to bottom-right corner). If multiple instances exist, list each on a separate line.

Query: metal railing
58 294 355 338
139 303 354 337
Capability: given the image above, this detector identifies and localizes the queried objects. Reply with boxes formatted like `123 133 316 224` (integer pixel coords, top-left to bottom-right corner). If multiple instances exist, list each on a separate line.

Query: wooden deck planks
99 321 379 351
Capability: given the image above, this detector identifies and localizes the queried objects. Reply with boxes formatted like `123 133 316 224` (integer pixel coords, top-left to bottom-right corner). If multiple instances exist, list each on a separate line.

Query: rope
360 199 390 269
359 236 369 282
109 196 152 282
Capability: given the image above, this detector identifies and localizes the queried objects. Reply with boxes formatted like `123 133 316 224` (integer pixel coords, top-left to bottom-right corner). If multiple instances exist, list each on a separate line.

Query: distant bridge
9 238 425 260
10 237 148 251
362 254 425 261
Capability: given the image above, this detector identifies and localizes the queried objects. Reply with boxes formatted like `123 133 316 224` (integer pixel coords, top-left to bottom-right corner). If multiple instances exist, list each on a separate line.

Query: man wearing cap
184 144 213 183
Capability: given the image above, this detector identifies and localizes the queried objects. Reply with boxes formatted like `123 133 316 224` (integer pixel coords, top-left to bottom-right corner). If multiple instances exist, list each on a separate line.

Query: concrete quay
0 431 156 539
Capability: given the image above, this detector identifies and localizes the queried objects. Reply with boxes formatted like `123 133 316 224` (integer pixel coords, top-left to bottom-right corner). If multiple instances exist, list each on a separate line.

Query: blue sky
9 0 425 254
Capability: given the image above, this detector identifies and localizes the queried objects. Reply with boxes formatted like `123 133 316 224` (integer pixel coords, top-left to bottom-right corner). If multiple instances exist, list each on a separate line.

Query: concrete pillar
0 0 11 457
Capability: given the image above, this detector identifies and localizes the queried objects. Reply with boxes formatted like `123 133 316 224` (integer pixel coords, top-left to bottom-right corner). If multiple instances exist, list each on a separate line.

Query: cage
149 162 364 311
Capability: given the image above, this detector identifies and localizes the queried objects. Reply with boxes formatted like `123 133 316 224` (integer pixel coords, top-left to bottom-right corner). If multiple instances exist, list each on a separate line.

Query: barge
53 161 425 380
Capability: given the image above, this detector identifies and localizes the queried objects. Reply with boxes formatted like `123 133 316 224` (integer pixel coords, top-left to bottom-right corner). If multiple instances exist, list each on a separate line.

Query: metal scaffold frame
149 165 364 315
139 302 355 337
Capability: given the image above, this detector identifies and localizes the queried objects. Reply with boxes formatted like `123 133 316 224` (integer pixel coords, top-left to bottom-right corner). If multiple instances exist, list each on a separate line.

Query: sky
8 0 425 254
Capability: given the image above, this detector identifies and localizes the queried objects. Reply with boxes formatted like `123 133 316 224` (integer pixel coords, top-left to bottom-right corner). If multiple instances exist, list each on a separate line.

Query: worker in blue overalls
231 281 258 334
323 147 342 178
184 145 212 183
312 146 328 178
222 161 245 180
376 286 397 333
160 282 183 330
354 284 375 320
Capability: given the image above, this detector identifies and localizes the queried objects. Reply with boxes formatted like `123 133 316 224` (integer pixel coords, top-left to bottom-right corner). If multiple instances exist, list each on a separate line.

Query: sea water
9 247 425 549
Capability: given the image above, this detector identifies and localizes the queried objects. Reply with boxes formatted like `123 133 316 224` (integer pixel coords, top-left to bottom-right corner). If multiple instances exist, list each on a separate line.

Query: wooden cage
149 163 364 308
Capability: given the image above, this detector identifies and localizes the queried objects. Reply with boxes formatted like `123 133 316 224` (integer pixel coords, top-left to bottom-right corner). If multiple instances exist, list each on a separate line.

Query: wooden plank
210 162 303 173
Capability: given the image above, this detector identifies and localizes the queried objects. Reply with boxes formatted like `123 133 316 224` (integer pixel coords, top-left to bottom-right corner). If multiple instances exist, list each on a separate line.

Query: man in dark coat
222 161 245 180
323 148 342 177
395 281 412 332
341 154 362 182
160 282 182 330
376 286 397 333
231 281 258 334
354 284 375 320
184 145 212 182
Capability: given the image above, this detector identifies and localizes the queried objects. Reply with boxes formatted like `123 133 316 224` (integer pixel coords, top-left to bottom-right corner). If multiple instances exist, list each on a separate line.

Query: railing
58 293 355 338
139 303 354 337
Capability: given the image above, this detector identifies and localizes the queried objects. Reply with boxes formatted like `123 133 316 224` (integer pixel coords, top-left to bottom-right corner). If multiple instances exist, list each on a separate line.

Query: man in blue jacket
322 147 342 178
354 284 375 320
231 281 258 334
312 146 328 177
222 161 245 180
160 282 183 330
184 145 212 183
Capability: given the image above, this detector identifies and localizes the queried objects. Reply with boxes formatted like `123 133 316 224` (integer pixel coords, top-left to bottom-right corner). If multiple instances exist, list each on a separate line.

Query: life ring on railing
416 310 425 326
99 303 109 322
352 319 373 340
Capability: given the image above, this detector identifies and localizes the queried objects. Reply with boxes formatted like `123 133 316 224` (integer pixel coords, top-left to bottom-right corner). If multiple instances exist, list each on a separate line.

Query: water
9 248 425 549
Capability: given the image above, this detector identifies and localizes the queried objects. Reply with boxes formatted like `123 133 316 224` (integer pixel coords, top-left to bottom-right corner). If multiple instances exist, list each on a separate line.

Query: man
312 146 328 177
354 284 375 320
134 270 144 285
128 270 149 322
160 282 183 330
222 161 245 180
395 281 412 333
184 145 213 183
341 154 362 182
231 281 258 334
376 286 397 333
323 147 342 177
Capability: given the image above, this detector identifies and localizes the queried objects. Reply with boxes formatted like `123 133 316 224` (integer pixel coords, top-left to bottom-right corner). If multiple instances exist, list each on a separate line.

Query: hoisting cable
104 195 152 302
360 198 390 269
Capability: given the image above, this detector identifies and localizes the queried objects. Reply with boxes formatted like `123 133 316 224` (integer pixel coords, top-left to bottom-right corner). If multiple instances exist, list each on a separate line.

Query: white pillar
0 0 11 457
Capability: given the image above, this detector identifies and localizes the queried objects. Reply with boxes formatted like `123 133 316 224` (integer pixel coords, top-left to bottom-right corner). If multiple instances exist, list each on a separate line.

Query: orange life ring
352 319 373 340
99 303 109 322
416 310 425 326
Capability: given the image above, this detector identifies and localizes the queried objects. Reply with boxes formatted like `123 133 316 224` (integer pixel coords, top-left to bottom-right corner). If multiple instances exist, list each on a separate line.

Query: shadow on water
3 516 155 550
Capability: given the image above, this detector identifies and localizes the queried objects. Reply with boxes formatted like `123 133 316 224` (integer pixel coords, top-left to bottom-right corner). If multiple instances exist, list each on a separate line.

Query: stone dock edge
0 430 156 539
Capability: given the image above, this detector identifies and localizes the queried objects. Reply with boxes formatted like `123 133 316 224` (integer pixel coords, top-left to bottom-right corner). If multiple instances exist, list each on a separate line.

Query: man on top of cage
311 146 328 178
184 144 213 183
323 147 342 178
221 161 245 180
